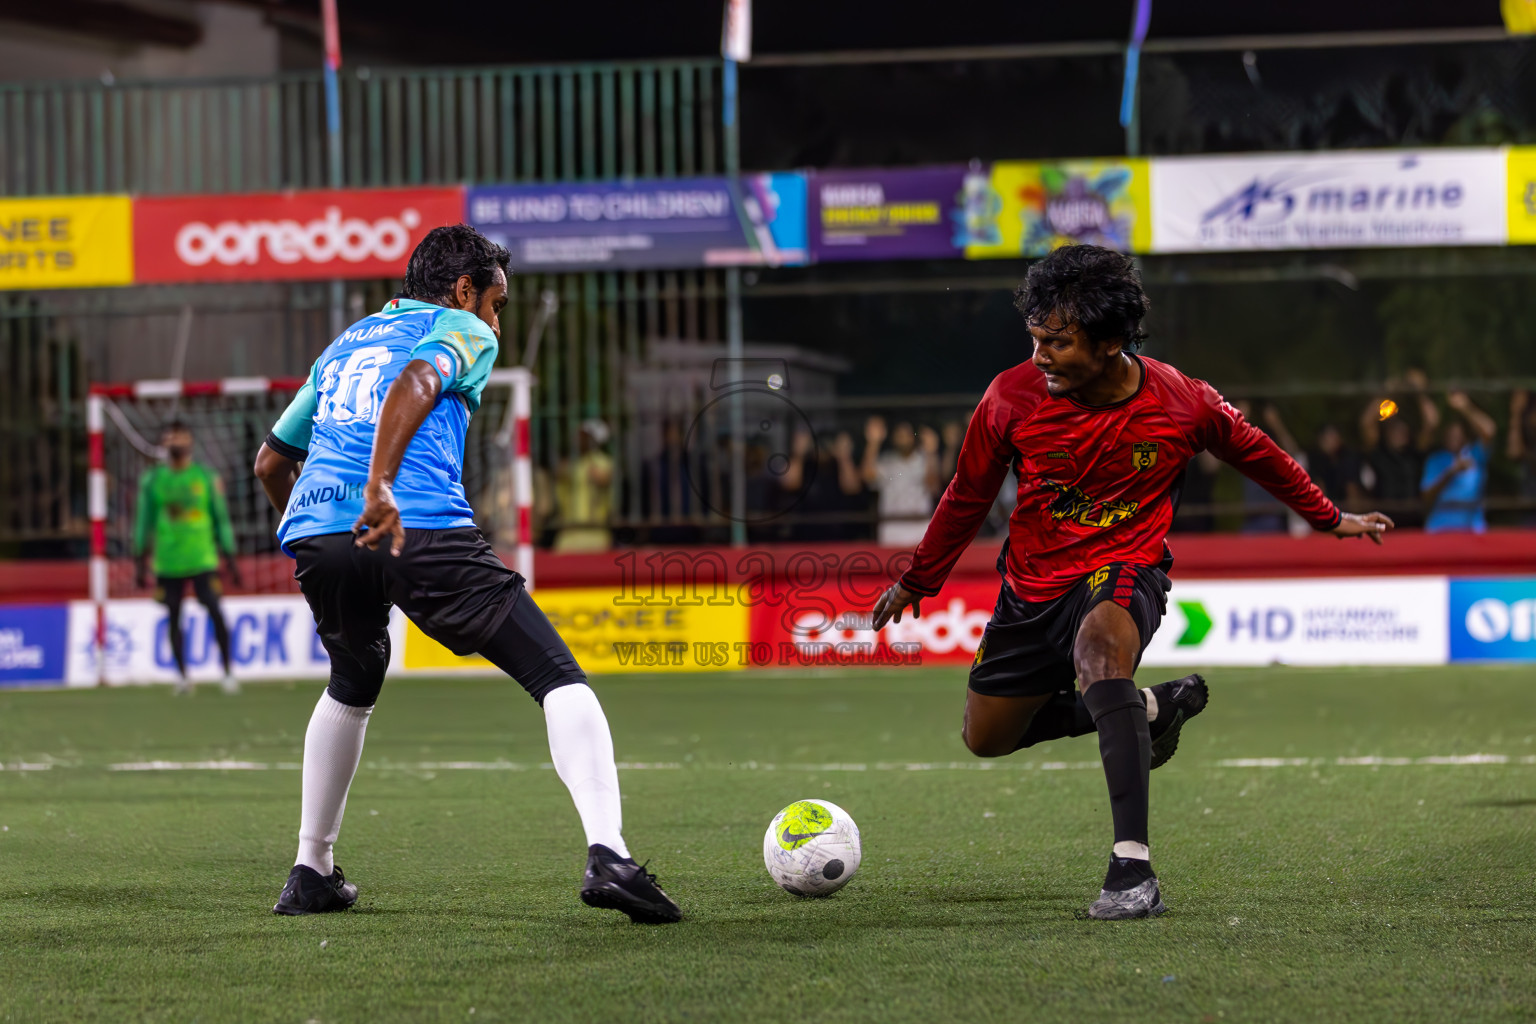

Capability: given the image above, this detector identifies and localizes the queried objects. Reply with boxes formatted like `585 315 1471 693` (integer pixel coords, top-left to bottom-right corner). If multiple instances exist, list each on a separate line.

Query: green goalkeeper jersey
132 462 235 578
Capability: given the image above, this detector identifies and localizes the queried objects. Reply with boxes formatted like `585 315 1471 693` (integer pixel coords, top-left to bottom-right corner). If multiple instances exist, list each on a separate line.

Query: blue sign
1449 577 1536 662
467 174 807 272
0 604 67 684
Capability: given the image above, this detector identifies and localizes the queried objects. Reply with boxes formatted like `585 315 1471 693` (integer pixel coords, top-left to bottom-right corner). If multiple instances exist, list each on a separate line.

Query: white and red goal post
86 370 536 684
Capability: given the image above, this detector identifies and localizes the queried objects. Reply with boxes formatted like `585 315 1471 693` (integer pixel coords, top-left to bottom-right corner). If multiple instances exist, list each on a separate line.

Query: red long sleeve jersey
901 355 1342 602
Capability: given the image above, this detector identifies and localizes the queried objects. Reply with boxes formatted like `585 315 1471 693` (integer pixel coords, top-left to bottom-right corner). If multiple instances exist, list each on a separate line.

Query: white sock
1113 840 1151 861
1142 687 1159 723
295 693 373 876
544 683 629 858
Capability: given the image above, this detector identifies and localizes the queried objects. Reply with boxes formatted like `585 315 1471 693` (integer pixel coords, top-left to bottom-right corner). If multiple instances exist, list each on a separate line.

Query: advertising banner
808 166 971 262
132 187 464 283
467 174 807 272
1508 147 1536 244
62 596 395 685
0 195 133 290
1140 577 1448 666
402 587 749 674
0 604 68 685
1448 577 1536 662
966 159 1151 259
1151 149 1507 252
748 580 997 668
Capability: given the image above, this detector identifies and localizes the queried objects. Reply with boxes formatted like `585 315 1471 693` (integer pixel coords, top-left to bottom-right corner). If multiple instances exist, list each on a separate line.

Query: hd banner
133 187 465 283
1151 149 1508 252
467 174 807 271
0 195 133 290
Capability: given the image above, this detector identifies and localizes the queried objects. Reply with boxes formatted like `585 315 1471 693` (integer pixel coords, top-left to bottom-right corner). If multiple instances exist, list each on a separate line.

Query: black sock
166 610 188 678
209 609 234 675
1013 689 1097 750
1104 855 1156 891
1082 677 1151 854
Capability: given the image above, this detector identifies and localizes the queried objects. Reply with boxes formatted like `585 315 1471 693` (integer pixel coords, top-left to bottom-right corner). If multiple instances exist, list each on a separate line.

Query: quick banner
1151 149 1508 252
133 187 465 283
467 174 807 271
0 195 133 289
62 596 403 685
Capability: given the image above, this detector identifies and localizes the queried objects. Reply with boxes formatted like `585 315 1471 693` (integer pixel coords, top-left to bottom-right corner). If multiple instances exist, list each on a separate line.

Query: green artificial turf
1 666 1534 1023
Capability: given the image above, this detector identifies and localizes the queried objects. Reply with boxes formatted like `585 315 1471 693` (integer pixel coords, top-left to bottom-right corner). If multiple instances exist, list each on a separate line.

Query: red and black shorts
967 563 1171 699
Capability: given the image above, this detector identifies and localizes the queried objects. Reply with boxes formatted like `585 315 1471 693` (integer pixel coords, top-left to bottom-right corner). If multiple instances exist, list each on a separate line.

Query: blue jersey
269 298 499 554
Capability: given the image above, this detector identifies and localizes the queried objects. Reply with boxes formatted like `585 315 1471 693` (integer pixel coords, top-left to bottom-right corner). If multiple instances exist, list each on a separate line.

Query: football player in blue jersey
254 225 680 923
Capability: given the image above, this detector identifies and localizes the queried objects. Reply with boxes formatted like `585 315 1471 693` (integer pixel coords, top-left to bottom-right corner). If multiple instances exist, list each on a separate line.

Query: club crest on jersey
1132 441 1159 471
434 352 453 377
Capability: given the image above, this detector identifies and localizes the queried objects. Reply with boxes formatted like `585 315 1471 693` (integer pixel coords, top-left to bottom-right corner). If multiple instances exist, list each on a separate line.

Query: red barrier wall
5 529 1536 604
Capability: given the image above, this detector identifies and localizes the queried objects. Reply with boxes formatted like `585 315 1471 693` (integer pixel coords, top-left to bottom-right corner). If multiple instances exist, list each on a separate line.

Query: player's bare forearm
254 443 301 513
355 359 441 555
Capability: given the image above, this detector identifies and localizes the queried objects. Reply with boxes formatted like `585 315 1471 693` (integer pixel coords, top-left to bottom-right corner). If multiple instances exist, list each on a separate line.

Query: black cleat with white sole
1148 673 1208 770
272 864 358 915
580 844 682 924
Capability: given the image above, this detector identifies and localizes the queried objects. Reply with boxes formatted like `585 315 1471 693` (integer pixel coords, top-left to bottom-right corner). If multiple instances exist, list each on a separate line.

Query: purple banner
808 167 970 262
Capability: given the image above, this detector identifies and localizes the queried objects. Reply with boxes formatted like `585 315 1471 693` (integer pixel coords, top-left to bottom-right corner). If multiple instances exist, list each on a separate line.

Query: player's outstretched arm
1331 510 1394 546
354 359 442 556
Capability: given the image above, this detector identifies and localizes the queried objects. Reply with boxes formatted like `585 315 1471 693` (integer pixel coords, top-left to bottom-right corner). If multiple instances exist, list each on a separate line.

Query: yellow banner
1508 148 1536 244
965 159 1151 259
403 587 749 674
0 195 133 289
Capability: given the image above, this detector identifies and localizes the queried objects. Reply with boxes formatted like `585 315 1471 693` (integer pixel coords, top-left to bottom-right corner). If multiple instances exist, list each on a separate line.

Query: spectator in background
937 420 965 494
1422 392 1497 534
1176 451 1222 533
1305 423 1365 509
861 415 939 547
638 418 701 544
781 428 868 541
1231 400 1298 534
553 418 614 551
1359 370 1439 528
1507 389 1536 525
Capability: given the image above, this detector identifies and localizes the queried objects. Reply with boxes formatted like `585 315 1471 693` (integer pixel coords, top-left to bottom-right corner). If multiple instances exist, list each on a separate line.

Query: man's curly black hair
403 224 511 306
1013 244 1150 352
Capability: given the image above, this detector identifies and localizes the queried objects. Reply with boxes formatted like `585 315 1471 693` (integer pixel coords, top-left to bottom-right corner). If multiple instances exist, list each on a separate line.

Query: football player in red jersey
871 245 1393 919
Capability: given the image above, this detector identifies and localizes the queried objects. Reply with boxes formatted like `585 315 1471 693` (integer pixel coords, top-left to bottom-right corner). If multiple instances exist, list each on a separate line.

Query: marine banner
0 195 133 290
1151 149 1508 252
965 159 1151 258
466 174 807 271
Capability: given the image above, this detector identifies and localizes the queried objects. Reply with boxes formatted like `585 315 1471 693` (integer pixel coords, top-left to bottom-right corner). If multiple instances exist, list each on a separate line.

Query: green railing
0 60 723 194
0 60 729 550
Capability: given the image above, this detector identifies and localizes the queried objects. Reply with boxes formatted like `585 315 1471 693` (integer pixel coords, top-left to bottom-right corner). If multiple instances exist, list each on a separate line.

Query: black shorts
155 572 222 607
967 563 1171 699
290 526 524 660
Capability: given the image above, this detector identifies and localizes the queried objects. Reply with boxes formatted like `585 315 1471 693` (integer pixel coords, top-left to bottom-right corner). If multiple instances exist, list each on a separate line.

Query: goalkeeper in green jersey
133 421 243 695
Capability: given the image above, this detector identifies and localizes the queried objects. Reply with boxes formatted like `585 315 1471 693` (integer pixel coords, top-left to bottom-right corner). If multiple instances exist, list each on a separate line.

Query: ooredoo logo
174 207 422 267
132 187 464 283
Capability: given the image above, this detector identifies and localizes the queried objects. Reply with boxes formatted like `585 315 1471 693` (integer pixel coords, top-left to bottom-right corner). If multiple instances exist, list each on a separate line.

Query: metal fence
0 59 729 551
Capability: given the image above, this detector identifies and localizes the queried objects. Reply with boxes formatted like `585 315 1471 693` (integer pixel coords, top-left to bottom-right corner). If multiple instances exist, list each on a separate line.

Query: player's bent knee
326 671 384 708
960 721 1013 758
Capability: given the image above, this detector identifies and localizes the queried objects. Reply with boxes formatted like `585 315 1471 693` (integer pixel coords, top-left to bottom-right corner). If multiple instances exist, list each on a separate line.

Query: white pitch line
0 762 53 772
84 754 1536 774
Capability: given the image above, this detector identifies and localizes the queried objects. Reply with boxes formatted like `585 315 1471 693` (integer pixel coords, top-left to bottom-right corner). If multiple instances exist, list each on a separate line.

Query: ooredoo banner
1151 149 1507 252
132 187 465 283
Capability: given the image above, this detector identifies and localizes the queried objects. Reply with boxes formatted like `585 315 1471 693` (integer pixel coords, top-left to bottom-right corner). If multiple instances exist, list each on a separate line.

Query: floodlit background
1 3 1535 1022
